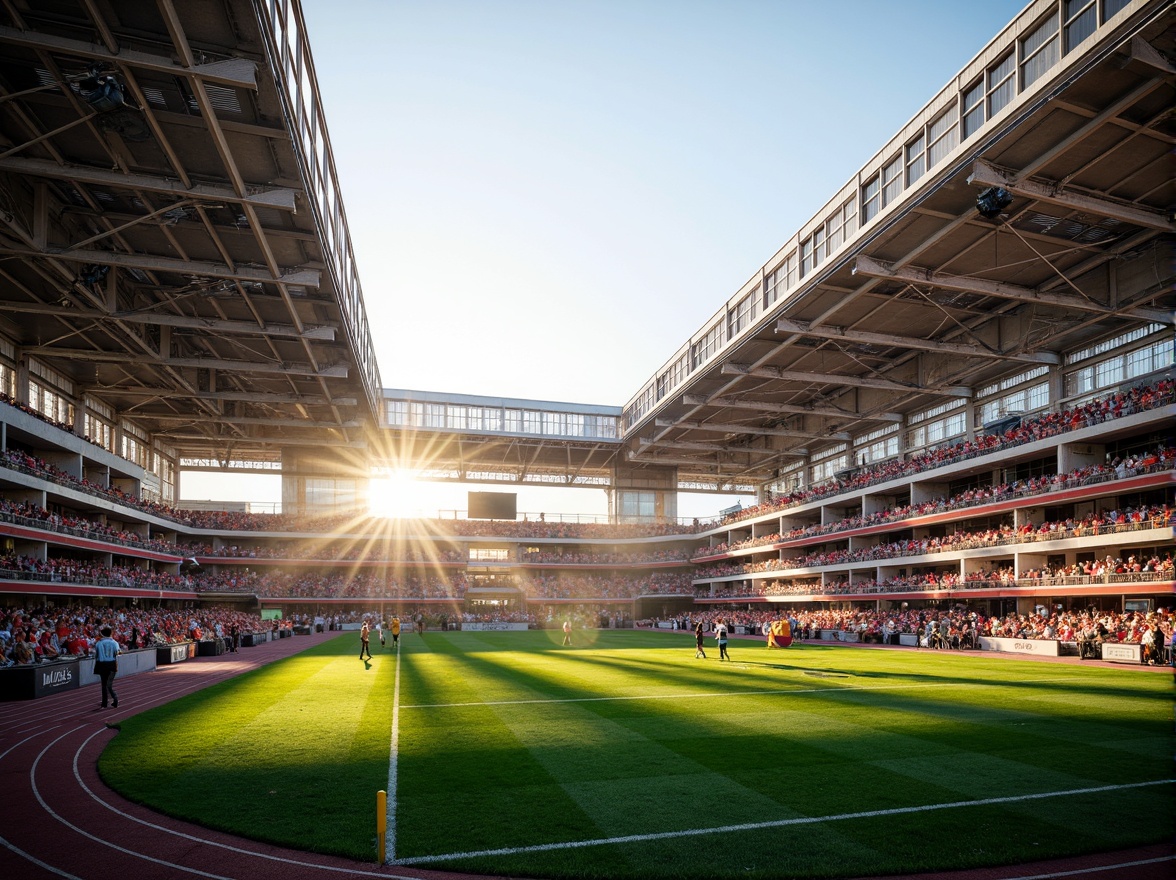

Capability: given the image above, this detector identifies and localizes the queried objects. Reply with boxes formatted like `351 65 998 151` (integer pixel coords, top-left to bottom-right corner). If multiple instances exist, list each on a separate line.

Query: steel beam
721 363 973 397
4 302 336 340
157 433 367 449
0 156 297 211
853 254 1170 324
968 159 1174 232
144 414 362 429
639 438 806 456
681 394 904 422
0 243 319 287
0 25 258 89
774 318 1059 365
655 418 848 441
623 450 786 472
26 347 348 378
85 387 356 406
1011 77 1168 183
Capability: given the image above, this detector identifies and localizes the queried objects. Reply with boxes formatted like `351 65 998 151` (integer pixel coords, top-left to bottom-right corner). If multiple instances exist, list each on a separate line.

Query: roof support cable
1002 222 1102 307
70 198 196 250
0 112 97 160
904 284 1003 355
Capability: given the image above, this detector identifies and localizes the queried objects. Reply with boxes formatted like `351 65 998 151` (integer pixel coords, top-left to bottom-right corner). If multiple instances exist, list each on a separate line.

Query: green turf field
99 630 1174 879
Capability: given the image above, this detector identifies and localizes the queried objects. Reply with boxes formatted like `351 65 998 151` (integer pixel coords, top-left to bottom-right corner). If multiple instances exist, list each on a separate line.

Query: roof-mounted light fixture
975 186 1013 219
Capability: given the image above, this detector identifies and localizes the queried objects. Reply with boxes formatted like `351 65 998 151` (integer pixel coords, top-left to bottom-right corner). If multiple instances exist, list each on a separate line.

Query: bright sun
368 470 428 519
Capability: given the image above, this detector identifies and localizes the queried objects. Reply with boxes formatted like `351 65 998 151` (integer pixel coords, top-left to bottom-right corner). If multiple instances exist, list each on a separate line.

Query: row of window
1064 336 1172 399
1 352 181 503
806 328 1170 483
977 381 1050 426
261 0 380 409
1066 322 1165 365
303 477 361 513
761 326 1165 487
384 400 620 440
178 458 283 470
28 381 74 427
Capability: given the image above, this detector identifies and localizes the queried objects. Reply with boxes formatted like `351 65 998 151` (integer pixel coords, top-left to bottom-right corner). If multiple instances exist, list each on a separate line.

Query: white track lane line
1 637 328 738
999 855 1176 880
392 779 1174 865
0 727 92 879
0 833 87 880
385 637 402 863
28 726 235 880
1 660 271 739
67 718 422 879
0 726 68 762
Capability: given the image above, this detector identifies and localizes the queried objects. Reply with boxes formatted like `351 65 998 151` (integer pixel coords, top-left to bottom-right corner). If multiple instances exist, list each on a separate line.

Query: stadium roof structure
0 0 1172 501
0 0 380 462
619 0 1175 492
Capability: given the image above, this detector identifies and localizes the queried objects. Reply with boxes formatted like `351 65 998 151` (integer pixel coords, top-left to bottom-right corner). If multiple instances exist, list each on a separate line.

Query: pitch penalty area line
392 778 1173 865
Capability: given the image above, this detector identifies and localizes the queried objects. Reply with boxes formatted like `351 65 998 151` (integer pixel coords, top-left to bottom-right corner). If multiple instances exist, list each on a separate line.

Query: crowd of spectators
0 498 179 554
196 543 467 563
520 549 691 565
0 602 273 667
696 549 1174 598
692 504 1172 580
196 571 472 599
520 571 694 599
0 442 698 538
698 449 1174 560
718 380 1174 526
0 553 271 592
1 378 1170 550
0 535 1167 602
3 442 1167 574
0 377 1170 625
0 394 109 453
642 604 1173 658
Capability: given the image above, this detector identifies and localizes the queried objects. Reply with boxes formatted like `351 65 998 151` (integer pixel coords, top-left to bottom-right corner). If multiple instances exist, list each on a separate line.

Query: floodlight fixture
976 186 1013 219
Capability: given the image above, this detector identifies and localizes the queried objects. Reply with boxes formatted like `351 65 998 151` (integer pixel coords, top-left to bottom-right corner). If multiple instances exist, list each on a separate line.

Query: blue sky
184 0 1029 516
303 0 1028 405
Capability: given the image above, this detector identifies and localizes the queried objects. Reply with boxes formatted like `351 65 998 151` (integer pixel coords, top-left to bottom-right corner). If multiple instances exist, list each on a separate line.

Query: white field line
384 637 402 864
401 675 1091 709
393 779 1174 865
68 727 424 879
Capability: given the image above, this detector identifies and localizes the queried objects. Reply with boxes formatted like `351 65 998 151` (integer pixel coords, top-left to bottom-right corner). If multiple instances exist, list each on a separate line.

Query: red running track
0 631 1171 880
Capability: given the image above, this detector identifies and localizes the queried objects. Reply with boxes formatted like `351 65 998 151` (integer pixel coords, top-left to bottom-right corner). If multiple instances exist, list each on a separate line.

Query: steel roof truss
968 159 1174 232
655 417 848 441
852 254 1168 324
774 317 1058 365
0 156 297 211
720 362 973 397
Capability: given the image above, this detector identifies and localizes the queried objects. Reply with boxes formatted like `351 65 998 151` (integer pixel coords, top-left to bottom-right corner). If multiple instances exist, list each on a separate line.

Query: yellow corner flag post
377 789 387 863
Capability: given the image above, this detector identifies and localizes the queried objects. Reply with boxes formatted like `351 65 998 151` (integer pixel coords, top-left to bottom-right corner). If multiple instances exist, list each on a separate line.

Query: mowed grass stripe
394 780 1170 864
99 635 395 860
396 634 607 854
394 633 1172 877
99 631 1173 879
